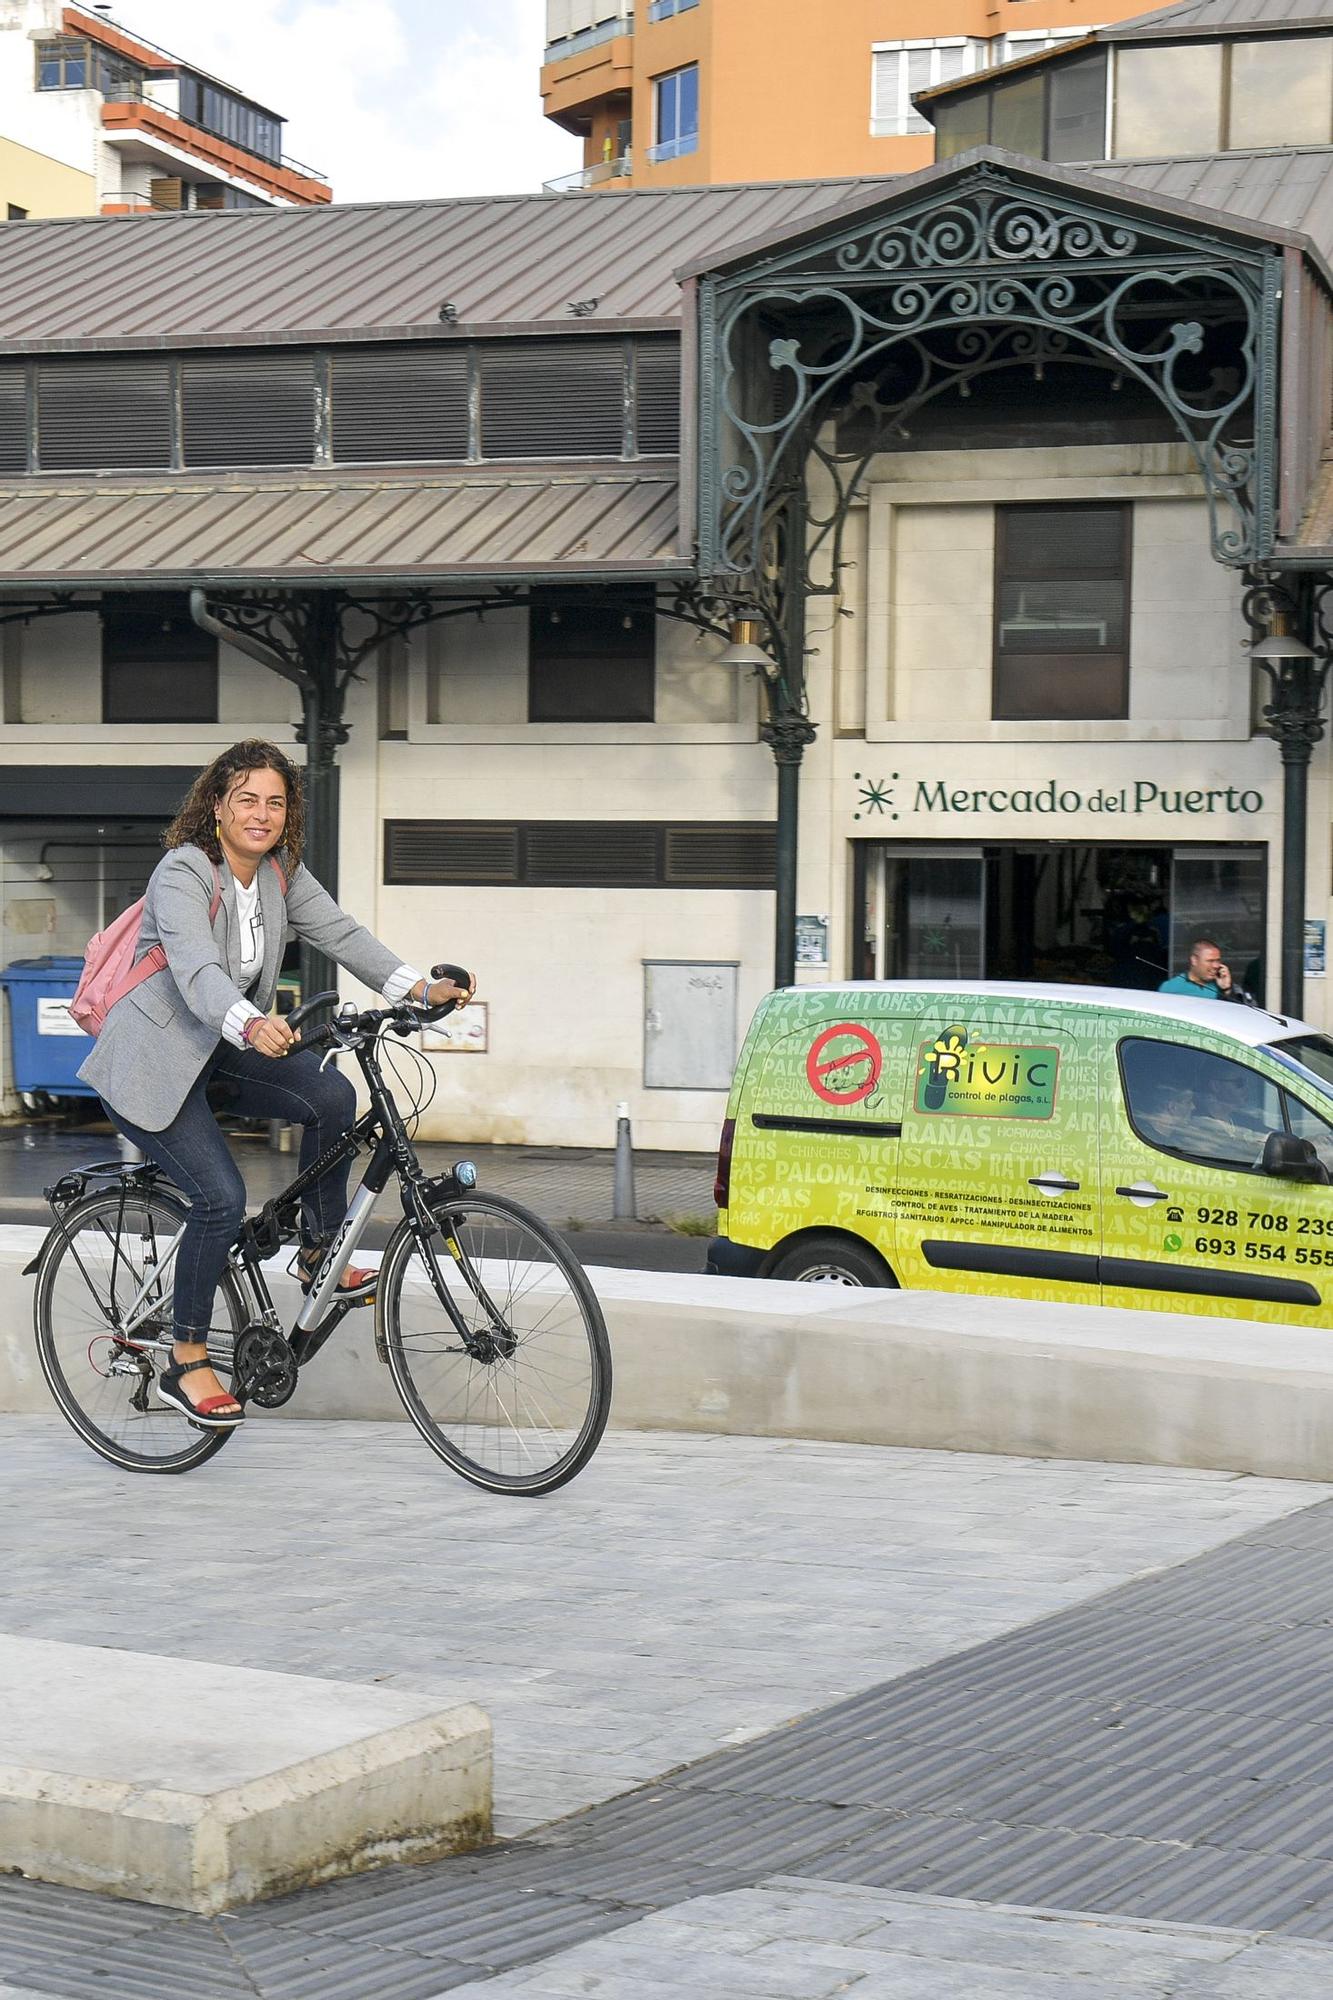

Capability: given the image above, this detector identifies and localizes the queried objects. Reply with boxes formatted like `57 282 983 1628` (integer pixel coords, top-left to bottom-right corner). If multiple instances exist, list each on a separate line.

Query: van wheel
767 1236 896 1288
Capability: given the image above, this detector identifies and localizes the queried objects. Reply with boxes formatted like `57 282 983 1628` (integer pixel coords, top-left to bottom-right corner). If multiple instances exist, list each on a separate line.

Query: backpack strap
208 858 223 922
267 854 288 897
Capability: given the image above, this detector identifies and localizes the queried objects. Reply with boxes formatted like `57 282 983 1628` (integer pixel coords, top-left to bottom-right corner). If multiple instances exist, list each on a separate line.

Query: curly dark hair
164 739 305 869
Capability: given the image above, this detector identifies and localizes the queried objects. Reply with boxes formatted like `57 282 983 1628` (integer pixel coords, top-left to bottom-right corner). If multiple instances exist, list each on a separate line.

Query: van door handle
1116 1182 1169 1204
1029 1174 1080 1192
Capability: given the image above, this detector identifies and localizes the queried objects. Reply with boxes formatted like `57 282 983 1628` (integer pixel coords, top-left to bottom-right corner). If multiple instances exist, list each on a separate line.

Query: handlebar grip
287 988 340 1031
297 1022 339 1055
430 963 472 989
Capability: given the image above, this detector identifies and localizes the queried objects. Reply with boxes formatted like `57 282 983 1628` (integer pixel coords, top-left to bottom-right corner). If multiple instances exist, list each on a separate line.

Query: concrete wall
6 1231 1333 1480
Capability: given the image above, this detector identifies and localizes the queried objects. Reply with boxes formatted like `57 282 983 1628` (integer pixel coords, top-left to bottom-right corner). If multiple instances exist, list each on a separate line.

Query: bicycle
27 973 612 1495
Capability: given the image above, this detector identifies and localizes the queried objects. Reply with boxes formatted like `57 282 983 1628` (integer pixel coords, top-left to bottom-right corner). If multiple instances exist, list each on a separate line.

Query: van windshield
1268 1033 1333 1096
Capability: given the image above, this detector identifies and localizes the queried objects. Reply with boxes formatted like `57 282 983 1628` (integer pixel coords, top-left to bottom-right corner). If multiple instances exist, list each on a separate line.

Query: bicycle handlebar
289 963 475 1056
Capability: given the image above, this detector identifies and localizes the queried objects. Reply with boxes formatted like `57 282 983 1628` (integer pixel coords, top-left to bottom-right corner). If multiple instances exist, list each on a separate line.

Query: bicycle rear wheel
34 1185 245 1474
379 1189 611 1495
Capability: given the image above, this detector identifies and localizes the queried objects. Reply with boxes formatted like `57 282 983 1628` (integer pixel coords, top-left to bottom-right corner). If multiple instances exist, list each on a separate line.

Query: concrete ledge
0 1635 490 1914
4 1225 1333 1478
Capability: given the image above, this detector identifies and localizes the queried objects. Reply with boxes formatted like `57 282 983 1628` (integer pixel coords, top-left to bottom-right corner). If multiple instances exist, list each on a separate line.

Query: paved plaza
3 1416 1333 1993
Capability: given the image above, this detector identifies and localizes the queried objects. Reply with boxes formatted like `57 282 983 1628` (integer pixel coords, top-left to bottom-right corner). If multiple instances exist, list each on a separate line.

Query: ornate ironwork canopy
696 159 1282 613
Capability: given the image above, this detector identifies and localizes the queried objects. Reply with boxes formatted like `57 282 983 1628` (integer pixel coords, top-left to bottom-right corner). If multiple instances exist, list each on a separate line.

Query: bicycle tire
379 1188 611 1495
34 1185 245 1475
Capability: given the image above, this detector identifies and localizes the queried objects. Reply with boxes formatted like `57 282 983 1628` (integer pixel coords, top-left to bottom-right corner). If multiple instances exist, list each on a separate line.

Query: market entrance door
859 843 1266 999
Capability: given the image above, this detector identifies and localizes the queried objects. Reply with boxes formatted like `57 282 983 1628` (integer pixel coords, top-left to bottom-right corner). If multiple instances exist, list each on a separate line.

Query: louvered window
480 340 624 458
385 821 776 889
181 351 316 468
38 357 171 471
0 365 26 473
635 343 680 455
666 824 776 888
332 345 469 463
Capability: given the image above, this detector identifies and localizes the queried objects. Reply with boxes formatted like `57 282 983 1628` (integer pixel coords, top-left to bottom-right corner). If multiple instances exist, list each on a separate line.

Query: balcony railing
647 0 698 19
543 12 633 64
543 154 633 192
646 131 697 162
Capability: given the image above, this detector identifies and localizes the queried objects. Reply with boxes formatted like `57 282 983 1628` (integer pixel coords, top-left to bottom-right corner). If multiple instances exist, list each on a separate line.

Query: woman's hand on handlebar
411 965 476 1013
244 1013 300 1059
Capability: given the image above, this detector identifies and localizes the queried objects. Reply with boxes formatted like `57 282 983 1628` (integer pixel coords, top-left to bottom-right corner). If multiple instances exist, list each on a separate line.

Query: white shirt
234 873 263 986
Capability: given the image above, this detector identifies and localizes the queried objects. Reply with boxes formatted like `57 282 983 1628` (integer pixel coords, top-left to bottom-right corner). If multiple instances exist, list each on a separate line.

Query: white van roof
787 981 1316 1051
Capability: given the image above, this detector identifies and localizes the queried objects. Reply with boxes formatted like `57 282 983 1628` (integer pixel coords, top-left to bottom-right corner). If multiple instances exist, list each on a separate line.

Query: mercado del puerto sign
852 774 1266 824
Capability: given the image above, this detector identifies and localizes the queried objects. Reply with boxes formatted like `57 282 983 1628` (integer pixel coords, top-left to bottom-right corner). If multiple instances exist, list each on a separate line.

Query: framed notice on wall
421 1002 488 1053
1306 921 1326 977
795 915 829 967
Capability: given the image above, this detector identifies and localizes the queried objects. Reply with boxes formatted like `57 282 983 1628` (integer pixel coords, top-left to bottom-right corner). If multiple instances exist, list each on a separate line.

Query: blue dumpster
0 956 96 1098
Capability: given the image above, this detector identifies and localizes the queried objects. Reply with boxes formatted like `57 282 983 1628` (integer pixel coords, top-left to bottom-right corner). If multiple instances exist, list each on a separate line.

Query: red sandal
155 1358 245 1428
295 1246 377 1305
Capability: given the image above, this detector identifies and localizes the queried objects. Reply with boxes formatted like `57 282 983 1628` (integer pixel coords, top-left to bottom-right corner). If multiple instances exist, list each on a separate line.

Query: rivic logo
916 1027 1060 1121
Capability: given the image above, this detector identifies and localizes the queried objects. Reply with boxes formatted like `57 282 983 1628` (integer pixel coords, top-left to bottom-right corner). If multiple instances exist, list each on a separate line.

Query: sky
110 0 583 203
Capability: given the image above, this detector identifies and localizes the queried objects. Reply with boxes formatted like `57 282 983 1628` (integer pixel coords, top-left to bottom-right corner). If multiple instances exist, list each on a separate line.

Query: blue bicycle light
453 1160 478 1189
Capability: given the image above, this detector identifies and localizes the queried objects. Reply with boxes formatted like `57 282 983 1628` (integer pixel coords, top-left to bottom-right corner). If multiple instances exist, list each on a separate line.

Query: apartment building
540 0 1167 191
0 1 329 219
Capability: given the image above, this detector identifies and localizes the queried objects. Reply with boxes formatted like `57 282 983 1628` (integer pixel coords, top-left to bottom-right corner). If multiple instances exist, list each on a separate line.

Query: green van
706 982 1333 1325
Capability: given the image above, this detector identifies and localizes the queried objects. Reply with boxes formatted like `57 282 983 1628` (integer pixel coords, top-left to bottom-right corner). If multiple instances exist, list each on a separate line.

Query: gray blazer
79 843 406 1132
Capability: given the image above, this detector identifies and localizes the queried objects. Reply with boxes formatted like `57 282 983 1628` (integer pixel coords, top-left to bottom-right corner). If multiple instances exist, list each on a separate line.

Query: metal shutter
181 350 316 468
524 822 658 885
332 345 469 463
384 821 520 885
665 824 777 888
0 365 26 473
37 357 171 471
635 341 680 455
480 340 624 458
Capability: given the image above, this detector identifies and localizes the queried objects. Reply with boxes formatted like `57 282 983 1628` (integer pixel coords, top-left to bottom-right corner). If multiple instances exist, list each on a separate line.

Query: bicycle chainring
233 1325 299 1409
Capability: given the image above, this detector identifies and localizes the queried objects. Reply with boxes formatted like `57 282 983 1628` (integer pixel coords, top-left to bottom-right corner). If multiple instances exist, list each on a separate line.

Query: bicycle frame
225 1024 478 1351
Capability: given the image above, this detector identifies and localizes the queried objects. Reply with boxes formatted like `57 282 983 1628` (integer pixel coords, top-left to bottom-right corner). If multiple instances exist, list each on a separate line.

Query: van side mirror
1262 1130 1331 1185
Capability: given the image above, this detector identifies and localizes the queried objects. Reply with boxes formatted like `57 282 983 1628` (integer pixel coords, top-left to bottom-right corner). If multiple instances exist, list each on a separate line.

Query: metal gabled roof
1090 145 1333 265
0 463 685 588
0 178 888 352
1107 0 1333 36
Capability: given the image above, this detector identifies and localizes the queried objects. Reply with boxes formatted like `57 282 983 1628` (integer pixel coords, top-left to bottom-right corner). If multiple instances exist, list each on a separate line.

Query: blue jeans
109 1042 358 1340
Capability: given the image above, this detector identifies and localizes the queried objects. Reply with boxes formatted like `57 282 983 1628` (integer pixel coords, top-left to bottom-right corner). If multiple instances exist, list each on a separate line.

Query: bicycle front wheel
379 1189 611 1495
34 1185 245 1475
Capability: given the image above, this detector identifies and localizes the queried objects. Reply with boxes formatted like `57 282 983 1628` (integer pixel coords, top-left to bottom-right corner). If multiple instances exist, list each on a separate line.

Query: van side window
1120 1038 1283 1171
1283 1093 1333 1177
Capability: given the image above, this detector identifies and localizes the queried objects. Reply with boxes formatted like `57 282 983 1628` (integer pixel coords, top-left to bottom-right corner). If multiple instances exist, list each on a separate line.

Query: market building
1 0 1332 1150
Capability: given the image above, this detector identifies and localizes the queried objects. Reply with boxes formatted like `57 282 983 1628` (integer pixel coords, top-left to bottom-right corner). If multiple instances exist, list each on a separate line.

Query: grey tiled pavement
2 1420 1321 1841
6 1421 1333 1992
445 1880 1333 1997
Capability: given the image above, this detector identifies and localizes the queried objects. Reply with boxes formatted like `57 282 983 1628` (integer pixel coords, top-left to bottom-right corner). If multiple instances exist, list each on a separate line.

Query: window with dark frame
36 38 89 89
934 51 1109 162
102 595 219 725
993 502 1130 721
528 589 656 724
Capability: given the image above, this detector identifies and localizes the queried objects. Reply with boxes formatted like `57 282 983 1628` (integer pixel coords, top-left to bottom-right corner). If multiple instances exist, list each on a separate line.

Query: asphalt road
0 1196 711 1273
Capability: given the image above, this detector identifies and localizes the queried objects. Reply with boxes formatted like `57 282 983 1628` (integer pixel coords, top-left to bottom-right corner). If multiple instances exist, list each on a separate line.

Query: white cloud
111 0 581 202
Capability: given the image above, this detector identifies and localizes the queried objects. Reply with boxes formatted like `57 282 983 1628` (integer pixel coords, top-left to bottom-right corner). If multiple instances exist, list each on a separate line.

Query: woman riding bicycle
79 739 473 1431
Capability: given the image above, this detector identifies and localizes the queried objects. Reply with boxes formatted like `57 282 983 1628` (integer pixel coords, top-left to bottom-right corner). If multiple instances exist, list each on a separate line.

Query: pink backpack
71 856 286 1036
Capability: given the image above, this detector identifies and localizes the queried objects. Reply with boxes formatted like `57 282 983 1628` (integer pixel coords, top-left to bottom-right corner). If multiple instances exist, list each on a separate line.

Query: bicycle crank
233 1325 299 1408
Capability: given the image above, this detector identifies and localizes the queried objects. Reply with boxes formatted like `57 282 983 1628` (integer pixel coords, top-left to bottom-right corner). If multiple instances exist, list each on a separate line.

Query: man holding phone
1159 937 1241 1001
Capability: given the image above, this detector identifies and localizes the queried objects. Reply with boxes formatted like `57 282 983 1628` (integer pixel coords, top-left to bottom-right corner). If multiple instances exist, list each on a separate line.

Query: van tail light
713 1117 736 1211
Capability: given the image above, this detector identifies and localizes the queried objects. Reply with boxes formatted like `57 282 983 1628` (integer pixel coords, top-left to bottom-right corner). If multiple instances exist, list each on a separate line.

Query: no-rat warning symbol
806 1023 883 1105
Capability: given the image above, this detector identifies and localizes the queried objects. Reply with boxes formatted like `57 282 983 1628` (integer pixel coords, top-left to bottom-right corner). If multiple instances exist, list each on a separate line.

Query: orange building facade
541 0 1176 191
